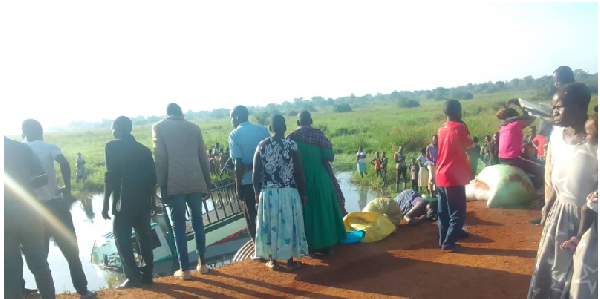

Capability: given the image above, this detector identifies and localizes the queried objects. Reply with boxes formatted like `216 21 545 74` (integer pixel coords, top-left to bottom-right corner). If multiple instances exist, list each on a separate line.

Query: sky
1 1 598 134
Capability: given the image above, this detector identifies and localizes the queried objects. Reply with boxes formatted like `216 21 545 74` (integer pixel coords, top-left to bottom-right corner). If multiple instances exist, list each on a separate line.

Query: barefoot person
103 116 157 288
253 115 309 271
435 100 473 252
22 119 95 298
426 135 439 197
528 83 597 299
371 152 381 178
287 111 346 256
153 103 212 280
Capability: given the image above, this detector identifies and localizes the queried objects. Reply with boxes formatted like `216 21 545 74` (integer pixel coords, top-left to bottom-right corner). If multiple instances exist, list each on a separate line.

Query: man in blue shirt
228 106 270 242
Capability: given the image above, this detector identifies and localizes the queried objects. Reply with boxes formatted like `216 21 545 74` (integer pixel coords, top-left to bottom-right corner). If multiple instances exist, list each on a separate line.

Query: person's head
77 152 82 158
269 114 286 136
421 147 426 155
552 83 591 128
443 99 462 121
530 126 537 136
166 103 183 117
375 151 380 157
382 152 386 157
553 66 575 88
358 146 363 152
112 116 133 139
215 142 220 149
297 110 313 127
585 113 598 145
493 132 500 142
398 145 403 153
432 135 438 146
473 136 479 144
230 106 249 128
484 135 491 143
496 108 519 120
22 119 44 142
411 157 416 163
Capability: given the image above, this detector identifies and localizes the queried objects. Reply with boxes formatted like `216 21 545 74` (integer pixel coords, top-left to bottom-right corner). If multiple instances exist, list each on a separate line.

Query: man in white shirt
22 119 95 298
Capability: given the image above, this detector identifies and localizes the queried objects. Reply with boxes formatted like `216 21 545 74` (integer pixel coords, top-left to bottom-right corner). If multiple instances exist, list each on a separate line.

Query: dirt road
58 201 542 299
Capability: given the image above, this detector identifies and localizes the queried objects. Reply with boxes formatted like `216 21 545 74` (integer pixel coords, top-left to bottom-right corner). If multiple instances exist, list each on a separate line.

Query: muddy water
23 172 378 293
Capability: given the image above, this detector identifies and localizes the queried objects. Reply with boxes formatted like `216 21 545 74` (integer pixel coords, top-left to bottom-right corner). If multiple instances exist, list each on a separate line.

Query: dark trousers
411 179 418 192
6 203 55 299
396 166 407 185
437 186 466 250
113 209 154 281
41 200 87 294
240 185 257 241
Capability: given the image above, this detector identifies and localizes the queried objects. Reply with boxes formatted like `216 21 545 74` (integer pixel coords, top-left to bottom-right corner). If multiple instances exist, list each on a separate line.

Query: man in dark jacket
102 116 157 288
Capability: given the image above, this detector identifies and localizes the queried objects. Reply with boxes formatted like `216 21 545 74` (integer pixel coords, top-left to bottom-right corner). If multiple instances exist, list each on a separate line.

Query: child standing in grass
417 148 429 195
371 152 381 178
409 158 419 192
380 152 389 184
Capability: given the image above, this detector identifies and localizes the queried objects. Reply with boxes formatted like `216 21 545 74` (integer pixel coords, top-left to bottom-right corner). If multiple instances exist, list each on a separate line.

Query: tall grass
14 89 597 196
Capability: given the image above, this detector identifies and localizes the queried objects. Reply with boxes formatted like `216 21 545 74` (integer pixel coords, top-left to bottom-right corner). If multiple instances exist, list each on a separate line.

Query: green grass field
14 89 597 197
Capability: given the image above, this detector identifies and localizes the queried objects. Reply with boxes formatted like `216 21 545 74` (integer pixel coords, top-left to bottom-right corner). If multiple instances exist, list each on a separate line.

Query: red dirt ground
58 201 542 299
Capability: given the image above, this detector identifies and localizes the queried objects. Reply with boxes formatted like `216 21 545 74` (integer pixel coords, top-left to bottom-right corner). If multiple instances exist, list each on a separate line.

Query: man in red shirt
435 100 473 252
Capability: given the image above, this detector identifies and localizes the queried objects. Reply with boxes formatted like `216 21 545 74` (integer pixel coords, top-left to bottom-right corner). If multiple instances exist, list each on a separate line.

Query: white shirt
26 140 62 201
357 151 367 164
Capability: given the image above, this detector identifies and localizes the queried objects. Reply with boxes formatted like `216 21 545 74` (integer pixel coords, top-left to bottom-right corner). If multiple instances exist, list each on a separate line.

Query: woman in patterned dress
252 115 308 271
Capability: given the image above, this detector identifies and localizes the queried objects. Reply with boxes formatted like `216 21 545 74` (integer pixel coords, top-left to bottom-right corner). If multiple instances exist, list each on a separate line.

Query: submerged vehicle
91 179 249 278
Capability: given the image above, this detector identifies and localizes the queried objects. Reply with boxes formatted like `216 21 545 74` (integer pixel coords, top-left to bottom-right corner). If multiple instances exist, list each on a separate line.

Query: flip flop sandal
286 261 304 272
560 237 580 253
266 261 280 271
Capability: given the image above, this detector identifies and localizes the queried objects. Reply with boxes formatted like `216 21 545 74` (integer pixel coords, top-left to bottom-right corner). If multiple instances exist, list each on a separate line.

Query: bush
334 104 352 112
286 110 299 117
253 111 270 126
397 98 420 108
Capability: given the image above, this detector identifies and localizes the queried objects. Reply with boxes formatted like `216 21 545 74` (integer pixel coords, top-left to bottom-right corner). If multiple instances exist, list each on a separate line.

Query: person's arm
147 148 158 213
102 143 118 219
197 128 211 190
292 147 307 205
458 126 474 151
54 152 72 198
152 125 168 198
252 142 263 203
229 133 245 199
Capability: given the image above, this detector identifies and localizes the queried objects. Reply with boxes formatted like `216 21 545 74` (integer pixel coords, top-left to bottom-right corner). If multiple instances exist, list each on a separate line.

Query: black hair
22 119 43 139
554 66 575 85
270 114 286 133
167 103 183 116
473 136 479 143
113 116 133 134
443 100 462 118
421 147 426 154
297 110 312 126
556 83 591 110
232 106 249 120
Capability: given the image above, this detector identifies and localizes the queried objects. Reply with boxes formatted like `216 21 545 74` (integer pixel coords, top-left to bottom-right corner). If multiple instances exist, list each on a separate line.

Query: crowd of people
4 66 597 299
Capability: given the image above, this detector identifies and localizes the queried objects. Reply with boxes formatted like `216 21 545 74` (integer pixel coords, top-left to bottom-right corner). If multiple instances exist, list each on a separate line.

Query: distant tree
286 110 299 117
253 111 270 126
311 96 326 106
397 98 420 108
334 103 352 112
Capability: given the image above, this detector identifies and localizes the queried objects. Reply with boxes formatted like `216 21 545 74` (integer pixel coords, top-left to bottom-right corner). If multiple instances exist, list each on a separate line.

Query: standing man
103 116 157 288
5 137 55 299
435 100 473 252
228 105 270 245
153 103 212 280
22 119 95 298
426 135 439 197
394 146 407 192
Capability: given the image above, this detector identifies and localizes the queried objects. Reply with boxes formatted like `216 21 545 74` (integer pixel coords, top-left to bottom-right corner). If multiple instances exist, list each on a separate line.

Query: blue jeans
437 186 466 250
169 193 206 271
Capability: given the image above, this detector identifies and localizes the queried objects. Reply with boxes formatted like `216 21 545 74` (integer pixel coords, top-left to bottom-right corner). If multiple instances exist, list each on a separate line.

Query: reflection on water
336 172 378 213
23 172 377 293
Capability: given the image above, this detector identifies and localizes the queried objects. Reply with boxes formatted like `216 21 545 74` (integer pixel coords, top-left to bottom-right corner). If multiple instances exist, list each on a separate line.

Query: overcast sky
1 1 597 134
